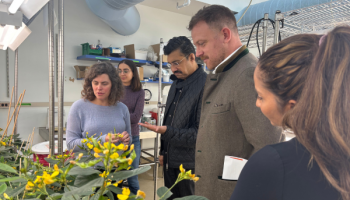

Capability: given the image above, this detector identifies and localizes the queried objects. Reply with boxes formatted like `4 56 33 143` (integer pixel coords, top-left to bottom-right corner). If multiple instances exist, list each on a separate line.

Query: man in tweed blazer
188 5 283 200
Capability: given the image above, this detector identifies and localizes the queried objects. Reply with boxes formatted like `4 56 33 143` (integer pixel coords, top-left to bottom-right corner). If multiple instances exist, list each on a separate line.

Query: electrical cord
237 0 253 24
246 18 283 57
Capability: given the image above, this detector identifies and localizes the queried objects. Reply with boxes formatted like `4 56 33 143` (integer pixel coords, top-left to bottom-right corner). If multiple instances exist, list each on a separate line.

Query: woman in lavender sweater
66 62 131 154
118 60 145 195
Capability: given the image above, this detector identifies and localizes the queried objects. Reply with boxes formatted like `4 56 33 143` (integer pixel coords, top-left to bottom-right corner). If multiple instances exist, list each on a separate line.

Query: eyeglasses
166 55 189 68
117 69 130 74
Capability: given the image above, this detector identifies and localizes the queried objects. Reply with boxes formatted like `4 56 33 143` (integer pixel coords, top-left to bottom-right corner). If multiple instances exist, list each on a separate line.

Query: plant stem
159 178 182 200
65 181 78 200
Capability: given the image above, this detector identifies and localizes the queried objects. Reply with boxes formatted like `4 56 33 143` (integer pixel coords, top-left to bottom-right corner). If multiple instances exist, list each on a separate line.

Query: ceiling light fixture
177 0 191 9
8 0 25 14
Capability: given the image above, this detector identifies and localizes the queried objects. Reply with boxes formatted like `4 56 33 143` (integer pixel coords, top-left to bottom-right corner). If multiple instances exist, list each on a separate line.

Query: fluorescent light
0 25 4 41
8 0 25 14
0 25 15 45
20 0 49 19
9 22 31 50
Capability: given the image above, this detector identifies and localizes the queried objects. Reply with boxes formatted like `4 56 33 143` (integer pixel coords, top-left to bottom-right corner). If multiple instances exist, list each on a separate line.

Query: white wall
0 0 191 154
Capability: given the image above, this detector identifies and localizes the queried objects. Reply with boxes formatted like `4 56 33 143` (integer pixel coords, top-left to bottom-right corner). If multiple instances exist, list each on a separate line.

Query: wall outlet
0 102 10 109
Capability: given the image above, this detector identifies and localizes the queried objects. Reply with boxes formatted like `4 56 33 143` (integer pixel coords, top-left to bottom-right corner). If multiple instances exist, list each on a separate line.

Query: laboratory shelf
76 55 168 67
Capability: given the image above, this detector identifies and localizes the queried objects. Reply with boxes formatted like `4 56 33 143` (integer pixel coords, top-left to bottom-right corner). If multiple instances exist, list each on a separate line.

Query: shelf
141 80 172 84
76 55 168 67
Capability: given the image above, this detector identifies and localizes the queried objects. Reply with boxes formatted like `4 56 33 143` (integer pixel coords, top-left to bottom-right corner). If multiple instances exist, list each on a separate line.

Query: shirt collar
211 45 244 74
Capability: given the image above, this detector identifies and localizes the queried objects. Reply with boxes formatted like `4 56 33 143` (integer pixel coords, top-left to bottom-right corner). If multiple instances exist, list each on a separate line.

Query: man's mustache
174 71 182 74
200 56 209 60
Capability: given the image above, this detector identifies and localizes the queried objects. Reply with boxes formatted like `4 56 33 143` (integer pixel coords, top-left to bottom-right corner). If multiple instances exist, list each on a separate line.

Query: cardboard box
74 65 90 79
124 44 136 59
124 44 168 62
137 67 144 81
151 44 168 62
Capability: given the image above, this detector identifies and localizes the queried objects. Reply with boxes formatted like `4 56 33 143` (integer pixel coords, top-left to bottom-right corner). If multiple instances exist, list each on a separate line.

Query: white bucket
163 74 170 82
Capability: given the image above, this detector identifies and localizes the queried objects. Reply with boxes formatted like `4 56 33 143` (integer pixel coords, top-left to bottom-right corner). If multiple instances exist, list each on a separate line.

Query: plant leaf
107 185 122 194
0 177 22 182
68 166 101 176
63 177 103 198
44 158 59 165
0 183 7 195
108 166 151 181
106 190 114 200
74 174 100 187
157 187 172 200
49 193 63 200
10 178 27 183
0 163 18 174
7 184 25 197
174 196 210 200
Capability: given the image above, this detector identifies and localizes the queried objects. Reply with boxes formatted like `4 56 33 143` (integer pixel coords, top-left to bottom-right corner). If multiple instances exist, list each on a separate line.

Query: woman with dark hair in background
66 62 131 154
230 32 342 199
118 59 145 195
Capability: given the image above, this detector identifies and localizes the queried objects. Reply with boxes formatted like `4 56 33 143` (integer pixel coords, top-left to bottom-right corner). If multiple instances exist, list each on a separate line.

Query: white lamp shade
20 0 49 19
8 0 26 14
9 23 31 50
0 23 31 51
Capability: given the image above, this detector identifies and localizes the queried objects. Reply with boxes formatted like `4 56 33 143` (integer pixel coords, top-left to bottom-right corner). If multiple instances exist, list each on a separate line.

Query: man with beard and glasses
188 5 283 200
139 36 206 199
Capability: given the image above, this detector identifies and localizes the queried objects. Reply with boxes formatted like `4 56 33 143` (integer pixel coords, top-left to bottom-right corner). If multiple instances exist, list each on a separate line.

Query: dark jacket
160 66 207 169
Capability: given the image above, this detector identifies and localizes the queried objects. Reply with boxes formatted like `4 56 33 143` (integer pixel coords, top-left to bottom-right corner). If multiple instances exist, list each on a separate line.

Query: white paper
222 155 248 180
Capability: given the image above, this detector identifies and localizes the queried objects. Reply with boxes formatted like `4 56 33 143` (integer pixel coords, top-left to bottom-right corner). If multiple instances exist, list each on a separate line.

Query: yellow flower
103 150 109 154
54 164 59 172
129 144 134 151
99 171 109 178
70 160 76 165
137 190 146 199
193 177 199 182
25 181 34 190
12 167 16 170
117 188 131 200
108 133 111 139
110 153 119 159
94 147 102 153
123 145 129 151
113 182 119 187
116 143 124 150
47 154 51 158
78 153 84 159
127 158 133 165
34 171 38 175
104 142 109 149
0 141 6 146
94 153 100 158
3 193 9 199
42 171 59 185
82 139 87 143
179 164 185 173
87 143 94 149
111 143 117 149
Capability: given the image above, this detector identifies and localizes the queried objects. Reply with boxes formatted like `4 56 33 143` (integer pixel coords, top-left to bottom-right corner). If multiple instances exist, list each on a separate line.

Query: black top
159 66 207 169
230 138 340 200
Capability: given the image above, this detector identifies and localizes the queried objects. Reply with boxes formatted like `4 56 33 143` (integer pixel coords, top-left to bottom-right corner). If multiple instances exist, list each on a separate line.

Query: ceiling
139 0 271 16
139 0 210 16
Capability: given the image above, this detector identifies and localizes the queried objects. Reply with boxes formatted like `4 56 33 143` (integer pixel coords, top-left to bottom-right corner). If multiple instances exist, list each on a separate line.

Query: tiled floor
138 159 164 200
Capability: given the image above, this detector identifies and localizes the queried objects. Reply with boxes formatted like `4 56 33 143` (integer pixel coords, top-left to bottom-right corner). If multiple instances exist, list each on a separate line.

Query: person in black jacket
139 36 207 199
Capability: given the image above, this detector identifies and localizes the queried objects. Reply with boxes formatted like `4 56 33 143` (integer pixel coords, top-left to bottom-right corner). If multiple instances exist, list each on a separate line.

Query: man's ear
189 53 196 62
221 27 232 43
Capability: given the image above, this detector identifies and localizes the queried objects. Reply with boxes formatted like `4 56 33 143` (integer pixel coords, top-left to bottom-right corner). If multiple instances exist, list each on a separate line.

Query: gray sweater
66 99 132 152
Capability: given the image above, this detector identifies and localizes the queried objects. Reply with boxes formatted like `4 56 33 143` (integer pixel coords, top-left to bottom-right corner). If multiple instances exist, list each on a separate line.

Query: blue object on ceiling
236 0 333 27
85 0 144 36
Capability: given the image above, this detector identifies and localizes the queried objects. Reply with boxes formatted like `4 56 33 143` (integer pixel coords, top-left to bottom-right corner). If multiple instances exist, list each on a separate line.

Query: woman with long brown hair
118 59 145 195
66 62 131 153
285 26 350 200
230 31 342 199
